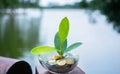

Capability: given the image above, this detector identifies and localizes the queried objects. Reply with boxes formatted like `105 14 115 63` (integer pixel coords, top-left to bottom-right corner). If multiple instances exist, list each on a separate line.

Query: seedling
31 17 82 58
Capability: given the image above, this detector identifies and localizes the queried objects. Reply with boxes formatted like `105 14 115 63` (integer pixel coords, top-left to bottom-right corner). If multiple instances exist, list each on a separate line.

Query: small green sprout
31 17 82 57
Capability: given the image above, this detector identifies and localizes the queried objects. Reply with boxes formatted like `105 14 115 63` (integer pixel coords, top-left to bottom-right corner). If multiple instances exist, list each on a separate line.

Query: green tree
0 0 19 9
78 0 120 33
0 0 40 9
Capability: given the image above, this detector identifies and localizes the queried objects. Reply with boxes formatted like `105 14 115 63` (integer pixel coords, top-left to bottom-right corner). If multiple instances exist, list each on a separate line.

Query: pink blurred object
0 56 32 74
36 64 85 74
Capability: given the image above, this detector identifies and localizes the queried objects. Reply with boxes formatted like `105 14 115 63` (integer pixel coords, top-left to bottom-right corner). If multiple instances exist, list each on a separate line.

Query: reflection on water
0 11 40 58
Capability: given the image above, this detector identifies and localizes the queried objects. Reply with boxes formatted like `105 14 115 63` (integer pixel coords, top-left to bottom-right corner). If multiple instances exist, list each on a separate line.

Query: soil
47 61 77 73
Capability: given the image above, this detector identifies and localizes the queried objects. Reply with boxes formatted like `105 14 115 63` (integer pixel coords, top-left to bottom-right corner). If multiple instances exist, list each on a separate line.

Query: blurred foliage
0 0 19 9
75 0 88 8
0 15 40 58
0 0 40 9
78 0 120 33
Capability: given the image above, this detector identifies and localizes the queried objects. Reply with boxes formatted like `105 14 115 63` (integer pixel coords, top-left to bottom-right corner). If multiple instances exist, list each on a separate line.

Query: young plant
31 17 82 57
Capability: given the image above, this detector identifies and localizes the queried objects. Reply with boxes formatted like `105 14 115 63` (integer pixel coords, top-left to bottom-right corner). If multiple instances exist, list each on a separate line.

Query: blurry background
0 0 120 74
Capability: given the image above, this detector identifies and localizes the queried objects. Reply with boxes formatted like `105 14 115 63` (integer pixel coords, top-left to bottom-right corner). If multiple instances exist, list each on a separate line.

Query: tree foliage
0 0 40 9
78 0 120 33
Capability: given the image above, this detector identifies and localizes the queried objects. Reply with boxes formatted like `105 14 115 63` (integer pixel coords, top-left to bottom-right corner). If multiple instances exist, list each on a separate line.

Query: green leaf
54 32 67 55
31 46 56 55
64 42 82 53
59 17 69 43
62 39 67 52
54 32 61 50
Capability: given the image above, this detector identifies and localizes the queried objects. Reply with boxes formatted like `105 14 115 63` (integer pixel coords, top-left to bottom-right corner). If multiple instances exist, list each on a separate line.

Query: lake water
0 9 120 74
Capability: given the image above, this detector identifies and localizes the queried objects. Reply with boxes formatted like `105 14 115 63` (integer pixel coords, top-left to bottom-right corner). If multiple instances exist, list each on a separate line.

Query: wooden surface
36 65 85 74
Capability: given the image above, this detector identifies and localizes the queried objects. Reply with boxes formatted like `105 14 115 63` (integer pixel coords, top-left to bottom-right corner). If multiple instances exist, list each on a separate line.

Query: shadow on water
0 12 41 58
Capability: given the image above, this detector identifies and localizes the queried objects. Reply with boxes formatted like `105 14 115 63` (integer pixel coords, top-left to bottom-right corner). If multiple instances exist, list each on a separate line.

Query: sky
40 0 81 6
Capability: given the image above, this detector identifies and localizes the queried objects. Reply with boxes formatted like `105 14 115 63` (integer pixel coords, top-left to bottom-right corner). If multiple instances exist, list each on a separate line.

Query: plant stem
59 43 64 57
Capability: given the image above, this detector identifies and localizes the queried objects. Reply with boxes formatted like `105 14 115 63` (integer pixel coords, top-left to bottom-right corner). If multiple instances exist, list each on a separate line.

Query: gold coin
57 60 66 66
66 58 74 64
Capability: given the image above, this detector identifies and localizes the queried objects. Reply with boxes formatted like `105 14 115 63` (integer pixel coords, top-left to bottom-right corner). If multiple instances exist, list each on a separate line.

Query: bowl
38 52 79 74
